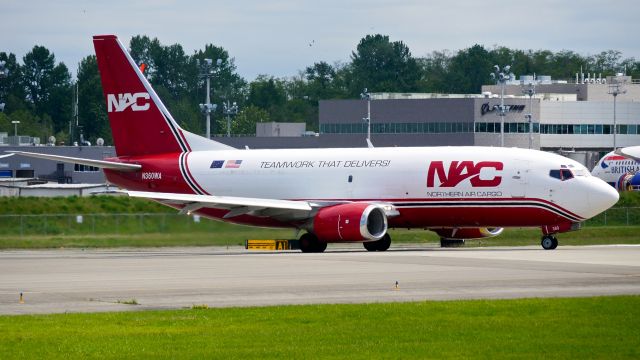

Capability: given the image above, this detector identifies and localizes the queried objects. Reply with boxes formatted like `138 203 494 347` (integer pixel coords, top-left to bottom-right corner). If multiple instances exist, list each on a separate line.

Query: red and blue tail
93 35 232 157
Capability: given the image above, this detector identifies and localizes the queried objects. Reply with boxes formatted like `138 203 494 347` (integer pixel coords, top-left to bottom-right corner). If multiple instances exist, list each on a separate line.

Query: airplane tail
93 35 233 157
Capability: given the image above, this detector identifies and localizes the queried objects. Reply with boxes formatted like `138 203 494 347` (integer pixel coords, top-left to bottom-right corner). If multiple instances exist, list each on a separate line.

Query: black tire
300 233 319 253
363 241 378 252
541 235 556 250
363 233 391 252
376 234 391 251
315 241 327 253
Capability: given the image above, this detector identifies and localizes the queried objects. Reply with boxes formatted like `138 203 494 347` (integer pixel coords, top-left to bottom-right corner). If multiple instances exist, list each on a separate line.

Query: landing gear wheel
376 234 391 251
299 233 326 253
541 235 558 250
363 241 378 252
363 233 391 252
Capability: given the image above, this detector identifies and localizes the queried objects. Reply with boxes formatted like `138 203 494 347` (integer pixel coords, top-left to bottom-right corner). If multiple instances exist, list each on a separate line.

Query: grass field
1 226 639 249
0 296 638 359
0 193 639 249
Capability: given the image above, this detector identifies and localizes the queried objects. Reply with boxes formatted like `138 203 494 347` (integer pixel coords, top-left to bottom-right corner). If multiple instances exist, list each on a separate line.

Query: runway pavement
1 244 639 315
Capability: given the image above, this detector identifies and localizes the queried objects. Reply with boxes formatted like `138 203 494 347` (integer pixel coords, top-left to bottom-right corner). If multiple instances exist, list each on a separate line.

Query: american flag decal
225 160 243 168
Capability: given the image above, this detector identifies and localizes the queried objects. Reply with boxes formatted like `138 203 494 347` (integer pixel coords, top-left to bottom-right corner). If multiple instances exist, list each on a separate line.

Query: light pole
198 58 221 139
522 82 536 149
0 60 7 112
360 88 371 143
11 120 20 137
490 65 513 147
223 100 239 137
608 81 627 150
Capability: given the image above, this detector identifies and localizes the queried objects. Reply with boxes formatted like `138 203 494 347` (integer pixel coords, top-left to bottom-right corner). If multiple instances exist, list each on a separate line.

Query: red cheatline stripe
295 197 584 221
183 152 210 195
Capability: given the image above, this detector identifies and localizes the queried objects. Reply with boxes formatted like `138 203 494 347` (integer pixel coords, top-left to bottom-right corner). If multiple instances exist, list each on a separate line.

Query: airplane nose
587 178 619 216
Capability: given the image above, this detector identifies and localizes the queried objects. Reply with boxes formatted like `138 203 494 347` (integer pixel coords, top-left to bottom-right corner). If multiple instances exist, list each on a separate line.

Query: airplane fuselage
105 146 615 230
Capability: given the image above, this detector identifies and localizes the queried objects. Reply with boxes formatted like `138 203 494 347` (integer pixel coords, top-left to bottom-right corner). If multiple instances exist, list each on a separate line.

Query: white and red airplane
8 35 619 252
592 146 640 191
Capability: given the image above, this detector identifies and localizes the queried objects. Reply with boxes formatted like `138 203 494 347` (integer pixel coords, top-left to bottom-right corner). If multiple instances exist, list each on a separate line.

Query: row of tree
1 34 639 145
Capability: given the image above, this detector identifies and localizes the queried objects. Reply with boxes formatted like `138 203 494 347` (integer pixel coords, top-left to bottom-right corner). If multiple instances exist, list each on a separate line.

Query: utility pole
0 60 7 113
12 120 20 137
490 65 513 147
522 82 536 149
198 58 221 139
223 100 239 137
608 79 627 150
360 88 371 143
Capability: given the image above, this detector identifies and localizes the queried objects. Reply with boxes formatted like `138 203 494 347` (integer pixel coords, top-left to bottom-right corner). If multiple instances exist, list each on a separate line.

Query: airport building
0 143 114 184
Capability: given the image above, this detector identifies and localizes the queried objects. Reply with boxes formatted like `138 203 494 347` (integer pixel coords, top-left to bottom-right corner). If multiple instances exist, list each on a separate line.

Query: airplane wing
128 190 315 221
128 191 400 222
615 146 640 163
6 151 141 171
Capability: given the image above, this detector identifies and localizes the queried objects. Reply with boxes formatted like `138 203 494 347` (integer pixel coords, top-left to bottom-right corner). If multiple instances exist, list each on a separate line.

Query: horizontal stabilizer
7 151 141 171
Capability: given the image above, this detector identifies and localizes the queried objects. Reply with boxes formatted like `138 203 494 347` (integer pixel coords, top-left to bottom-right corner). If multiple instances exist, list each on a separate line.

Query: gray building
0 146 115 183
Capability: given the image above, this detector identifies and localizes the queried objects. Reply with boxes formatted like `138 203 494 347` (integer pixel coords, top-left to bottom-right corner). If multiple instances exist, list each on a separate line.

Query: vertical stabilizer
93 35 233 157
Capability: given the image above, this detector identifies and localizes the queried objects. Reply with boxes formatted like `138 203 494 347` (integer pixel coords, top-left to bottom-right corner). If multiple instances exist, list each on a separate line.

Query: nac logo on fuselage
427 161 503 187
107 92 150 113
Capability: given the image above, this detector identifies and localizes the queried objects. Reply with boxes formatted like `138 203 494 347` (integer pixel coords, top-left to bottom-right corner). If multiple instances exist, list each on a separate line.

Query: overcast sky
2 0 639 80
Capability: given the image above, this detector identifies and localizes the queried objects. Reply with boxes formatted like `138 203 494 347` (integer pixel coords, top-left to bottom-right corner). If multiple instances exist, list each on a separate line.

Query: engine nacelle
617 173 640 192
432 227 504 240
313 203 388 242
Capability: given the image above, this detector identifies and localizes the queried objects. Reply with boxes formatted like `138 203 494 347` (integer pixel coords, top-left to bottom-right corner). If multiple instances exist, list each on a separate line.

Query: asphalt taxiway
1 244 639 315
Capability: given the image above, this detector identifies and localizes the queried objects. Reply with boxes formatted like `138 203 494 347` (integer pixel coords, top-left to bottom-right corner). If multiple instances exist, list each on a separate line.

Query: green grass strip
0 296 638 359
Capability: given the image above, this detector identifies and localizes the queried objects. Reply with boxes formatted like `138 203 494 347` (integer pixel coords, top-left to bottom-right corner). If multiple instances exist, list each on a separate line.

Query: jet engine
616 173 640 192
312 203 388 242
432 227 504 239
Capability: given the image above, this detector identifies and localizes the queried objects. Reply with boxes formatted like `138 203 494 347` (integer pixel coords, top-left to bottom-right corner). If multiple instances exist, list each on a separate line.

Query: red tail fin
93 35 232 157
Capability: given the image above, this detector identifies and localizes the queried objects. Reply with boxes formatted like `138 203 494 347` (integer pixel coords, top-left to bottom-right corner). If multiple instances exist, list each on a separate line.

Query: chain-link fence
0 207 638 236
584 207 640 227
0 213 221 236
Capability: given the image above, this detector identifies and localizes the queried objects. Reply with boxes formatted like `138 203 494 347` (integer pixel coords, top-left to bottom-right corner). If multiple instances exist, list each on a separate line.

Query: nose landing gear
541 235 558 250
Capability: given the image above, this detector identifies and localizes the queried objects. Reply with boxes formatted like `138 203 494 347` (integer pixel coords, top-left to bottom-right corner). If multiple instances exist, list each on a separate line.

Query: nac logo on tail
107 92 150 112
427 161 503 187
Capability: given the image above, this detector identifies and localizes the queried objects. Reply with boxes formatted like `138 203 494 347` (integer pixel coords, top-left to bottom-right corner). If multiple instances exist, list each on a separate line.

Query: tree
446 44 492 93
76 55 110 144
232 105 269 135
418 50 451 92
129 36 248 136
0 52 27 113
21 45 71 134
304 61 342 100
349 34 422 95
247 75 286 119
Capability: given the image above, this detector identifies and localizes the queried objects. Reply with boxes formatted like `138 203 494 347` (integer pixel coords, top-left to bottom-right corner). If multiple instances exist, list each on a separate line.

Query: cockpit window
549 169 574 181
561 169 574 180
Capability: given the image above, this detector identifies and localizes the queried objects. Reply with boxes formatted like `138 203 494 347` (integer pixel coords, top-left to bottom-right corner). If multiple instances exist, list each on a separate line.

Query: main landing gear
541 235 558 250
299 233 327 253
363 233 391 252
